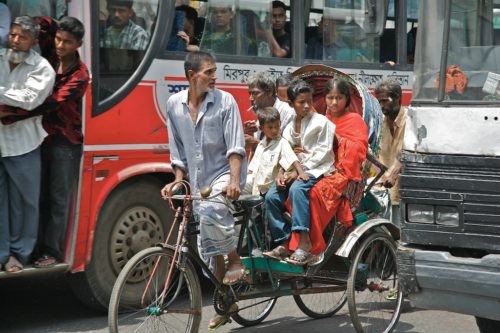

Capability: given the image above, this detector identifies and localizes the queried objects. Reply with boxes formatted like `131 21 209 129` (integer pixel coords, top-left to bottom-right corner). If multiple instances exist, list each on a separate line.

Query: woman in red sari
288 78 368 261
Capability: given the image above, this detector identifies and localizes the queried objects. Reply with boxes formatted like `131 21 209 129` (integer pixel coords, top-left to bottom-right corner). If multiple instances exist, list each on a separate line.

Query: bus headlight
406 204 460 226
436 206 460 226
407 204 434 223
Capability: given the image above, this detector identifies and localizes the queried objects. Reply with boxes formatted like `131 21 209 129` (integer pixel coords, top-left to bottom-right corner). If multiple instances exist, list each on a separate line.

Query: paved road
0 273 479 333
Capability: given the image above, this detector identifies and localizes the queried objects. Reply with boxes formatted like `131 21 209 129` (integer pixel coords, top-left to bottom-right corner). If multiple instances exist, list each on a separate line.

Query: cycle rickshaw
108 65 403 333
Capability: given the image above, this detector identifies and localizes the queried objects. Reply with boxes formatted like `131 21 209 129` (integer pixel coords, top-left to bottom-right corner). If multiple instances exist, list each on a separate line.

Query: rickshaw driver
161 51 248 330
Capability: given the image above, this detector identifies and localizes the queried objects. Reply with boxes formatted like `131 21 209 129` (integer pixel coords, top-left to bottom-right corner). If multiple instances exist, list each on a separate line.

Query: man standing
33 16 90 268
161 51 247 330
102 0 149 50
245 71 295 148
375 79 407 226
0 16 56 272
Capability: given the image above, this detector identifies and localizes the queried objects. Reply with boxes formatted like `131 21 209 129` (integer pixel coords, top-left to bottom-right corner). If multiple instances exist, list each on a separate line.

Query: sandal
5 256 23 273
222 266 250 286
285 248 315 266
34 254 58 268
262 245 289 261
208 303 238 330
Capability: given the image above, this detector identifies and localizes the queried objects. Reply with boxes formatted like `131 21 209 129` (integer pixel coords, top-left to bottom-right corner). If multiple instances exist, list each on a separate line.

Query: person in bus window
161 51 248 330
268 0 291 58
375 79 407 226
29 17 89 269
306 16 351 61
0 3 10 48
6 0 67 20
167 4 200 52
101 0 150 50
0 16 56 273
200 3 256 56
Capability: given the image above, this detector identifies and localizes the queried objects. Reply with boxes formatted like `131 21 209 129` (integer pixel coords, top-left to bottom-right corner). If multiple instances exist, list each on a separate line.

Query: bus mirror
363 0 388 36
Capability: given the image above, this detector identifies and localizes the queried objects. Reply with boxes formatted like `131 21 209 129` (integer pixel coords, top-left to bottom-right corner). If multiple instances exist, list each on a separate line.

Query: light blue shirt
166 89 247 190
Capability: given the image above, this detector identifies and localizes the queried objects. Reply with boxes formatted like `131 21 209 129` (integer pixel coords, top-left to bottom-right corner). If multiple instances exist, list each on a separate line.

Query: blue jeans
0 147 41 265
265 176 320 245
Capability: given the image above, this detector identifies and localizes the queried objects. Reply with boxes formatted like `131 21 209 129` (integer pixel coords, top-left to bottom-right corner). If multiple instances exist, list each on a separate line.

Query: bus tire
475 317 500 333
69 177 173 310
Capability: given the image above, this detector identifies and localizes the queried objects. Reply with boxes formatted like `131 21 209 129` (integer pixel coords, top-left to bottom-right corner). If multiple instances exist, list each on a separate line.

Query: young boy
244 106 309 196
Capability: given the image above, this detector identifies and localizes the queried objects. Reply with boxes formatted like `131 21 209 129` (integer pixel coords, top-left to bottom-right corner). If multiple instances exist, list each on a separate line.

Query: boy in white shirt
245 106 308 196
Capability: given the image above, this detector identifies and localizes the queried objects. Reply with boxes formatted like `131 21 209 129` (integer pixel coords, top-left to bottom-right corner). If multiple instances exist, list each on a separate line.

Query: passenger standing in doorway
375 79 407 226
0 16 56 273
33 16 90 268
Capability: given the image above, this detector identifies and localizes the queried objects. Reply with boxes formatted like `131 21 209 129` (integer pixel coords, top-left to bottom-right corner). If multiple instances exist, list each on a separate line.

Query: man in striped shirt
101 0 150 50
0 16 56 273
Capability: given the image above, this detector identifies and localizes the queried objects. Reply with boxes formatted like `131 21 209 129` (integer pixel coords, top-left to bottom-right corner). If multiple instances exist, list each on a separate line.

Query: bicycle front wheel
347 232 403 333
108 246 202 333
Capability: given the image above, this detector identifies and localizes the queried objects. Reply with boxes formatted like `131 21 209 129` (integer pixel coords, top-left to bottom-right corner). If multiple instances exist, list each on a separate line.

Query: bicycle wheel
109 246 202 333
347 232 403 333
230 282 277 326
293 278 347 319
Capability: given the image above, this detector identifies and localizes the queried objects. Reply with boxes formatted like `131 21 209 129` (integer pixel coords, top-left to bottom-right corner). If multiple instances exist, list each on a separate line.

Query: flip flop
34 254 58 268
222 267 249 286
208 314 230 331
285 248 315 266
5 256 23 273
208 303 238 330
262 245 288 261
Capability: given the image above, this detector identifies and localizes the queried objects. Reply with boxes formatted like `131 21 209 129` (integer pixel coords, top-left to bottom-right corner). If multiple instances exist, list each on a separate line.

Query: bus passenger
6 0 67 20
0 16 56 273
0 3 10 48
200 3 256 55
167 5 200 52
244 106 308 196
33 17 90 268
263 80 334 264
276 73 293 102
101 0 150 50
267 0 291 58
290 78 369 259
375 79 407 226
245 71 295 149
161 51 247 330
306 16 350 61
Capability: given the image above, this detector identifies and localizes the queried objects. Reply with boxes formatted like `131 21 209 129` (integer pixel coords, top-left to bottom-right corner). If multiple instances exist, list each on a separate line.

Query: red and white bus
0 0 419 309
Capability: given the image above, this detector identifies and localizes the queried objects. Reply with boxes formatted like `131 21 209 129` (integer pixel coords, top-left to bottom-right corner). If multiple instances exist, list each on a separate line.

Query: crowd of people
162 49 406 329
0 2 89 273
0 2 407 330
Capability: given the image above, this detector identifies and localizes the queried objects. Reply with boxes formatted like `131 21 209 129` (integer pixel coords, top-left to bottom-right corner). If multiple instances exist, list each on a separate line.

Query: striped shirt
0 48 56 157
101 20 150 50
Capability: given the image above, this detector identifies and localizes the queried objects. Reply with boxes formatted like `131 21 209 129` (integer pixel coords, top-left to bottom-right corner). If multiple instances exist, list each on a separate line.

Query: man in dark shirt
33 16 90 268
269 0 291 58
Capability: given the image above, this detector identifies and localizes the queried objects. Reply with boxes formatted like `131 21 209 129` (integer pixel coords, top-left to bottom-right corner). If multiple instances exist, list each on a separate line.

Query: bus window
197 0 292 58
98 0 157 101
306 0 379 62
381 0 420 64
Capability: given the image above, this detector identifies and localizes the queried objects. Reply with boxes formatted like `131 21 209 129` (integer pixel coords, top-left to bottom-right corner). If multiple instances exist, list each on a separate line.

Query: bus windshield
414 0 500 102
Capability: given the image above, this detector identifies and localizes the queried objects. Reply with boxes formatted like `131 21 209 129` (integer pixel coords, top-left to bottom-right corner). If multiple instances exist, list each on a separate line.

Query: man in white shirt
245 71 295 150
0 16 56 272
